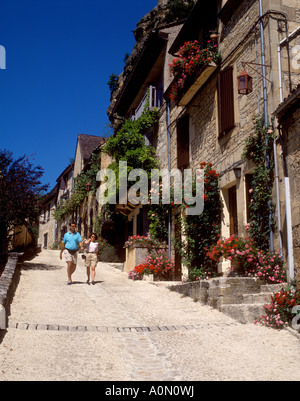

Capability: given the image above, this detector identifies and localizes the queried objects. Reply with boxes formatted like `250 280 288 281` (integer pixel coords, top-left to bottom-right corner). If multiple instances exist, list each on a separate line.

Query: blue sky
0 0 157 190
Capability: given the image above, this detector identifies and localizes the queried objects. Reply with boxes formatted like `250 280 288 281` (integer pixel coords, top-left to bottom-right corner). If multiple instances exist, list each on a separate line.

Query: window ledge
178 63 218 107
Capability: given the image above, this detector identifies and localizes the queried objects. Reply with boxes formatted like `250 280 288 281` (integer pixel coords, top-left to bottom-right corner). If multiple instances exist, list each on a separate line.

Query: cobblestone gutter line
8 321 204 333
0 254 20 330
9 320 239 332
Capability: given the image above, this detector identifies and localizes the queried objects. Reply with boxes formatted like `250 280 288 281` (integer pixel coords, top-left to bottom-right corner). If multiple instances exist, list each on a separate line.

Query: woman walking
85 233 99 284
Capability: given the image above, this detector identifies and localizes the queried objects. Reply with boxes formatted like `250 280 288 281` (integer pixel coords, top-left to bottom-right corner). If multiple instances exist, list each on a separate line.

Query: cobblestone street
0 250 299 381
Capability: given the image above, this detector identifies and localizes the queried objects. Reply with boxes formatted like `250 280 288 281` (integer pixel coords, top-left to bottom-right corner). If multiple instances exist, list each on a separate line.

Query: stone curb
0 253 21 330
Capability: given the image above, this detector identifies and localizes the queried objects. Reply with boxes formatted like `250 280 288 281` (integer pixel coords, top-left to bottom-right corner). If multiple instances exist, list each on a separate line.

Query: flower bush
207 235 257 263
189 265 216 282
128 269 142 281
124 235 161 249
206 235 286 284
169 40 221 101
242 115 276 251
128 250 175 281
255 286 300 329
248 250 286 284
174 162 222 281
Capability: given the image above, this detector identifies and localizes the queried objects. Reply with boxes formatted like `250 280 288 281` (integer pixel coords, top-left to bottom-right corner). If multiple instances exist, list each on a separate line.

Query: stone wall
38 201 57 249
281 105 300 289
0 254 20 330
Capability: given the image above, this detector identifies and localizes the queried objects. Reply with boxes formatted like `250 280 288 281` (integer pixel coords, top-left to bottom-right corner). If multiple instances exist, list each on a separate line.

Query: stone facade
38 135 107 250
38 185 59 249
274 86 300 290
107 0 300 283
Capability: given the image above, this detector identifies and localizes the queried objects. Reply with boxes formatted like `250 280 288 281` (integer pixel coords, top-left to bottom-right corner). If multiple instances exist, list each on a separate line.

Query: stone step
240 292 273 305
260 283 283 293
220 303 266 325
167 278 286 325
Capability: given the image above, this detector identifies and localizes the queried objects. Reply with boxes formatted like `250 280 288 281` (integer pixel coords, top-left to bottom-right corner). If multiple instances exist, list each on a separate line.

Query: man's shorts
85 253 98 268
64 249 78 264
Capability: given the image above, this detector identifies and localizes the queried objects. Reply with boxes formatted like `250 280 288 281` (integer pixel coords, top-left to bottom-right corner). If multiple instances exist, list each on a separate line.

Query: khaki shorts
64 249 78 264
85 253 98 268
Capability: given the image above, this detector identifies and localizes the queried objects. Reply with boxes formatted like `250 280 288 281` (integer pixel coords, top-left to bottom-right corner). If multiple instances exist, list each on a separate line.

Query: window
43 233 48 249
177 115 190 169
218 67 235 136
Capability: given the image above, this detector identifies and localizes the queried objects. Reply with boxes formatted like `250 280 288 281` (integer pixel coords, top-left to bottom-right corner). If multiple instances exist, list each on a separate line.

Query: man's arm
79 241 84 252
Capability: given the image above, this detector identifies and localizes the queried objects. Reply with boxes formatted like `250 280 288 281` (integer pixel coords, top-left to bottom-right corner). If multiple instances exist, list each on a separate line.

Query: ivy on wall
242 114 276 251
103 108 160 199
54 152 101 221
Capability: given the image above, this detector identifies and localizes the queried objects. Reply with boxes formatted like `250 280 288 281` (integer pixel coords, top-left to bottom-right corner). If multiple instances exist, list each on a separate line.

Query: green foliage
54 152 101 221
256 284 300 329
176 164 222 278
103 108 160 198
107 73 119 94
0 150 48 268
164 0 195 24
242 115 276 251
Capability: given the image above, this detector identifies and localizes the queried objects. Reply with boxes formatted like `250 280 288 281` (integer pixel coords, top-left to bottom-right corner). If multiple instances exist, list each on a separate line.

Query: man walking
60 222 84 285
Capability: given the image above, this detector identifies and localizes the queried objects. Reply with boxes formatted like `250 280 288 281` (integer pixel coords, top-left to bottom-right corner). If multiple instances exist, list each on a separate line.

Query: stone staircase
168 277 283 325
209 278 283 324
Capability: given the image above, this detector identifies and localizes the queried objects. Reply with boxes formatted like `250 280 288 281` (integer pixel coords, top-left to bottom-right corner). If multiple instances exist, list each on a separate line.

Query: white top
86 241 99 253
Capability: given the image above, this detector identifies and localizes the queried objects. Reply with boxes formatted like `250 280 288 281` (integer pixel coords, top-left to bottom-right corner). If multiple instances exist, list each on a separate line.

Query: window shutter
218 67 235 136
177 115 190 169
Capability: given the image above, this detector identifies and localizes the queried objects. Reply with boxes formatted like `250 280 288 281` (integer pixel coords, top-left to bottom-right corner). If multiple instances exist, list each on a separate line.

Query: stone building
107 0 299 284
38 134 105 249
38 184 59 249
274 84 300 289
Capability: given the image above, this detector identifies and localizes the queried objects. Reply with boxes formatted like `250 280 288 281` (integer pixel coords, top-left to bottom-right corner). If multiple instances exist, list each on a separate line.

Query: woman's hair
89 233 98 240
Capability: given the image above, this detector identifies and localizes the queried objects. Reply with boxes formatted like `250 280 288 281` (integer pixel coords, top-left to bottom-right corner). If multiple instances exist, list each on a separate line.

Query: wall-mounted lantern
237 70 253 95
238 61 272 95
234 167 242 179
86 182 92 192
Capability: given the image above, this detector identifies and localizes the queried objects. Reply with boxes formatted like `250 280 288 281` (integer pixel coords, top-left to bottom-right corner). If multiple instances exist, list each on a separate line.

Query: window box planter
178 62 218 106
124 245 150 273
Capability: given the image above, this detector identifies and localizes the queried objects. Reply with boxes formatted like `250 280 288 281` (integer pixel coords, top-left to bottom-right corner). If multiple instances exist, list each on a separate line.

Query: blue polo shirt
63 231 82 251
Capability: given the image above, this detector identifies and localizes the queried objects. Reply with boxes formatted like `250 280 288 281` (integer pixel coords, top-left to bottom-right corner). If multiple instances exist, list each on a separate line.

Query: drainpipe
273 137 283 257
167 100 171 259
259 0 274 251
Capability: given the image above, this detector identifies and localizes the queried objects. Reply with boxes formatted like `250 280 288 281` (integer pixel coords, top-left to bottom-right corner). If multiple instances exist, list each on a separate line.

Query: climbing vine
170 163 223 280
103 108 160 199
242 114 276 251
54 152 101 221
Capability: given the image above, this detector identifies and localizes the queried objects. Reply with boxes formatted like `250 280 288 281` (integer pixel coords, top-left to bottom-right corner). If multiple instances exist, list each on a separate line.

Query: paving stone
18 323 28 330
37 324 48 331
58 325 69 331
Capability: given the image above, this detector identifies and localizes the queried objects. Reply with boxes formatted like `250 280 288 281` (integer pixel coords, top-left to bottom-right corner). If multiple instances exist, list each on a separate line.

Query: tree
0 149 48 270
107 74 119 95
